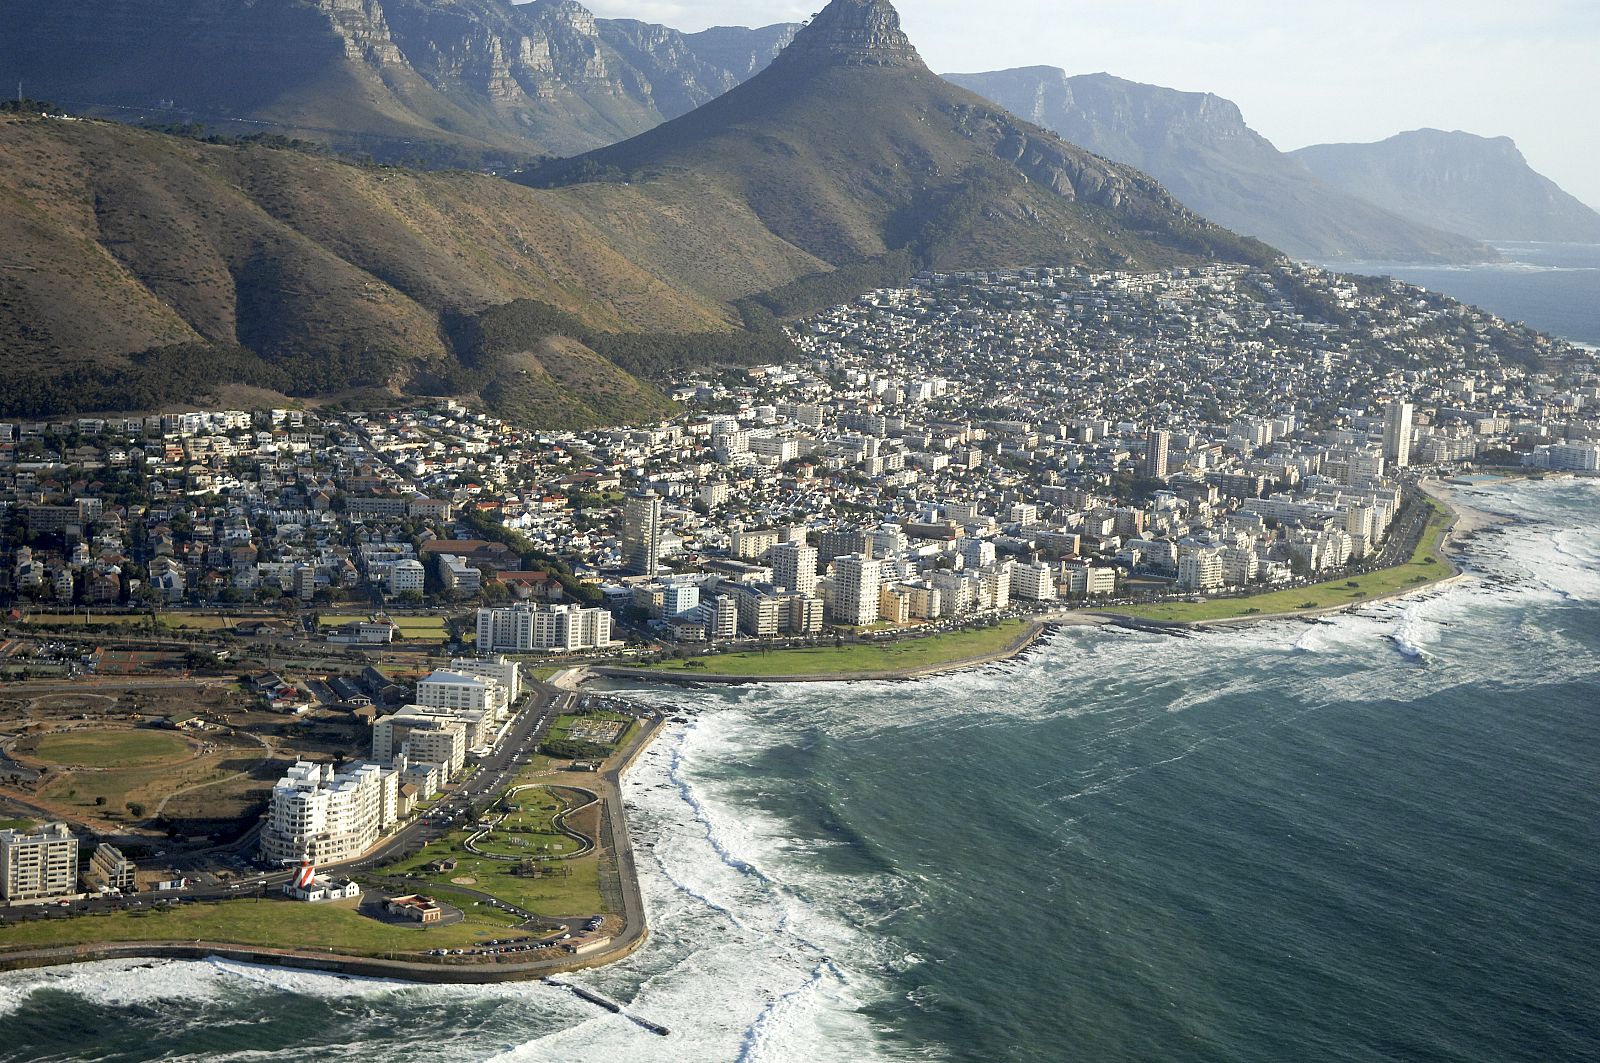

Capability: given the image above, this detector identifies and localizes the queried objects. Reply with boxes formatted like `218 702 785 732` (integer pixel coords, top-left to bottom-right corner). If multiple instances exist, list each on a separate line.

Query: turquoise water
1328 242 1600 346
3 477 1598 1062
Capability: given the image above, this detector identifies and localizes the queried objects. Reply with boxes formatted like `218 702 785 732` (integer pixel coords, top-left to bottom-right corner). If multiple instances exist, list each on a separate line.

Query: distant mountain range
7 4 1592 264
942 68 1489 263
530 1 1269 278
1292 130 1600 245
946 67 1600 263
0 0 798 162
0 0 1270 424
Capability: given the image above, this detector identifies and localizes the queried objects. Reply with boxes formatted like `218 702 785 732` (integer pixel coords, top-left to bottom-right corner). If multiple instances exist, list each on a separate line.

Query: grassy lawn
640 619 1031 677
1110 498 1454 624
159 612 241 632
0 897 517 956
548 712 632 751
19 612 152 628
386 834 604 917
473 788 581 860
319 614 449 639
29 731 193 769
0 819 34 831
26 733 258 820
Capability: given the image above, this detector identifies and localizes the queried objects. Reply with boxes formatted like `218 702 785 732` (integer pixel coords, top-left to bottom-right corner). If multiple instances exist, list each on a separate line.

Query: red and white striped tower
294 860 316 891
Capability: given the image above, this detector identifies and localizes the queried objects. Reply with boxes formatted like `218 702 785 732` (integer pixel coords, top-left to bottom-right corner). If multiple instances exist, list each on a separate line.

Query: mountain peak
769 0 923 70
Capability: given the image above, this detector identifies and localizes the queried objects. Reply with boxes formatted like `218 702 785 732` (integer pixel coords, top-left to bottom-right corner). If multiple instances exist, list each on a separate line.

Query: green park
639 618 1033 677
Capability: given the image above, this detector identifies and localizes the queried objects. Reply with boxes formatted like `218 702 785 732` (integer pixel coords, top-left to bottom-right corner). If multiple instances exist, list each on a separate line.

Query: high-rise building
260 762 401 866
371 708 470 774
1013 560 1057 601
1144 428 1171 480
830 554 883 627
770 541 819 597
476 604 612 653
0 822 79 903
623 491 663 576
707 594 738 640
1383 399 1414 468
416 669 508 719
818 527 869 564
1177 548 1225 592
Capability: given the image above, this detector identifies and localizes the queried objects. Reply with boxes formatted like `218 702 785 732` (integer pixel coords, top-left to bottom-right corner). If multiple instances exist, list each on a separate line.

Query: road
2 679 572 923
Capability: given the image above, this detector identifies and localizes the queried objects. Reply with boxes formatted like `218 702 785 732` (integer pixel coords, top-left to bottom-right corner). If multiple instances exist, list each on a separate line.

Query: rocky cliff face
683 25 801 79
1293 130 1600 244
0 0 799 158
946 67 1494 262
550 0 1272 273
770 0 924 70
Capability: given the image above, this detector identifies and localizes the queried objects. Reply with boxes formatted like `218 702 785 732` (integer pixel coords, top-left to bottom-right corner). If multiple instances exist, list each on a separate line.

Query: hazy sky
574 0 1600 210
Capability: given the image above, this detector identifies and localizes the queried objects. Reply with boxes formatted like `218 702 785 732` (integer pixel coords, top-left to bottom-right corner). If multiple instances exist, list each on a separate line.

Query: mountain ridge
533 1 1276 279
0 0 800 161
1292 129 1600 244
943 66 1493 263
1 0 1276 425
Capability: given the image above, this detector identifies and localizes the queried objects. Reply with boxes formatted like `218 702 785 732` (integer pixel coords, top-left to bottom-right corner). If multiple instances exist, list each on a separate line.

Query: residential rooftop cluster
0 265 1595 647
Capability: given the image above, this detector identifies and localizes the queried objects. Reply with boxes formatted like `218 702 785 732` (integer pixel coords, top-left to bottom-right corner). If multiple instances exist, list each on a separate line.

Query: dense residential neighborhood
1 265 1594 648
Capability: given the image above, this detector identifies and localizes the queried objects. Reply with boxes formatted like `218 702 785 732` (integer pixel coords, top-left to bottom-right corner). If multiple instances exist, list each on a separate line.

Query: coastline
0 710 665 986
0 477 1511 985
594 478 1494 686
593 614 1078 686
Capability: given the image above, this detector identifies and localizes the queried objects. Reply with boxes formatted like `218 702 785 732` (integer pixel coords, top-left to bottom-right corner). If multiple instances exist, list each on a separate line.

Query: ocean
3 475 1598 1062
1325 242 1600 347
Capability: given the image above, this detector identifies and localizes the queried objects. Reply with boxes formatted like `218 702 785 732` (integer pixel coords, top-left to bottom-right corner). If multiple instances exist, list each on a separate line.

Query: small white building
282 861 362 903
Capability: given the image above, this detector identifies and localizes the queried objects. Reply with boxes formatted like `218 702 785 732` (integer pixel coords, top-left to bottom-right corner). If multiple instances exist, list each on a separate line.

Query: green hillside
0 114 793 425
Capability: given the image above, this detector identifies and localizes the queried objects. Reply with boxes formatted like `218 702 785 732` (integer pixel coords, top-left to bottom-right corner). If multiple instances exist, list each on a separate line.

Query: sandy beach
1421 475 1516 539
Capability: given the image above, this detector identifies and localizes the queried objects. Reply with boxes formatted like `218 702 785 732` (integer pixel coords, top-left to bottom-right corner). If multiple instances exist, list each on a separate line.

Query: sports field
28 730 193 769
318 614 450 639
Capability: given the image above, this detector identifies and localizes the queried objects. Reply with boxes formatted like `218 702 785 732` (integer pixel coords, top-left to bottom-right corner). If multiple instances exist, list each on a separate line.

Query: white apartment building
830 554 883 626
260 761 400 866
438 554 481 596
447 655 521 704
372 706 472 770
417 668 510 720
737 587 783 637
1177 548 1225 592
388 558 425 596
1013 560 1057 601
730 526 781 561
1061 562 1117 598
1529 442 1600 471
85 842 136 892
1384 399 1414 468
706 594 738 640
476 604 613 653
770 541 819 597
0 822 79 903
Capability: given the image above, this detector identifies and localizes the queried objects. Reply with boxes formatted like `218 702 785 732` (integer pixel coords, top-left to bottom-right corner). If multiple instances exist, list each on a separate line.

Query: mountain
532 0 1274 286
1292 130 1600 244
0 111 832 424
0 0 1277 425
0 0 798 161
943 68 1491 263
